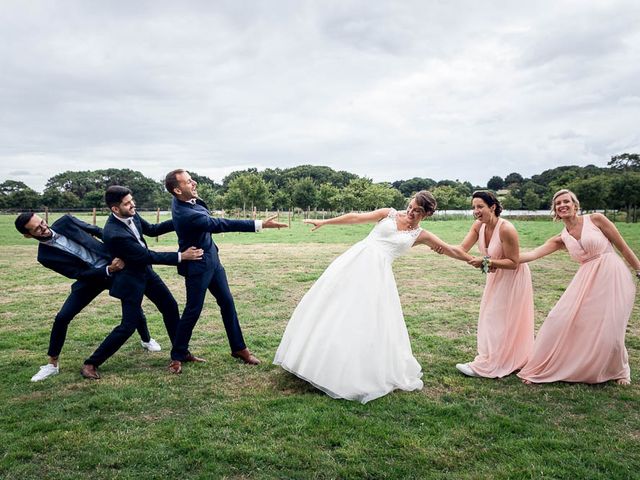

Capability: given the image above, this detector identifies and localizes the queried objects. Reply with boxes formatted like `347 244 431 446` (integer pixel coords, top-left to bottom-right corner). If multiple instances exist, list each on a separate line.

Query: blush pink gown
468 219 534 377
518 215 636 384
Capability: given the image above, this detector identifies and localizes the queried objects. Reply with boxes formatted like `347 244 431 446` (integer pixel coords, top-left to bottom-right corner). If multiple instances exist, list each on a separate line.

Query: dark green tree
487 176 504 191
290 177 318 209
608 153 640 171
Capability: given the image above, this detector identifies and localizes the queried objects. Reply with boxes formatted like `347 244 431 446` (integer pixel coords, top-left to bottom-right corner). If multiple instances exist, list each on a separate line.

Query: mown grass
0 213 639 479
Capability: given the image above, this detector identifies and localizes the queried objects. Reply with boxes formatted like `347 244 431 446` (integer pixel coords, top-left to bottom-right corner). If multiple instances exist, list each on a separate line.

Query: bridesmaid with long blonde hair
518 189 640 385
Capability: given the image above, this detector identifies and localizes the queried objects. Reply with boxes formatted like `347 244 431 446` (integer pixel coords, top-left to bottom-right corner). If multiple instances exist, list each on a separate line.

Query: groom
164 169 287 373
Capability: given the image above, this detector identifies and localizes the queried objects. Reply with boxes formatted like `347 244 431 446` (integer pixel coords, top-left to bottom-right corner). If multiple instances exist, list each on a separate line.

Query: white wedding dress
274 209 424 404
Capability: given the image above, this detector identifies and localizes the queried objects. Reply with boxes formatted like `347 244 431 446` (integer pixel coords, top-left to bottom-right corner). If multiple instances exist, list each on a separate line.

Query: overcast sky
1 1 639 192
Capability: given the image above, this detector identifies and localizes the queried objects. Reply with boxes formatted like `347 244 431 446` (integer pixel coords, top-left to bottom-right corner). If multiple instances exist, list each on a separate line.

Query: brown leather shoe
168 360 182 374
80 363 100 380
184 353 206 363
231 348 261 365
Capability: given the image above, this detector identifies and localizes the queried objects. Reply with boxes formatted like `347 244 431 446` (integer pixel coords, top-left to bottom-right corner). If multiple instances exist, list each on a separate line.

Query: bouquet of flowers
481 256 491 274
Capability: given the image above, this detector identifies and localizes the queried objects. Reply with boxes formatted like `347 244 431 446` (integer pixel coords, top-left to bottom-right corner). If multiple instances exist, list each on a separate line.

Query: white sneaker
31 364 59 382
141 338 162 352
455 363 478 377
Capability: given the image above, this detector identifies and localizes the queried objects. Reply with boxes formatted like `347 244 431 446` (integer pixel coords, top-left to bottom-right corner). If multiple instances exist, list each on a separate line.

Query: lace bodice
561 215 614 264
363 208 422 261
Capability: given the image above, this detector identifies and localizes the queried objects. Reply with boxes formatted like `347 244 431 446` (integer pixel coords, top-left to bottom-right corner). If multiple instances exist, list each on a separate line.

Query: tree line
1 154 639 221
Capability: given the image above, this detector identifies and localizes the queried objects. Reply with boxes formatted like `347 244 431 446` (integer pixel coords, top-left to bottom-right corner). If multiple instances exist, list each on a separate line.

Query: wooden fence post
92 208 96 225
45 206 49 224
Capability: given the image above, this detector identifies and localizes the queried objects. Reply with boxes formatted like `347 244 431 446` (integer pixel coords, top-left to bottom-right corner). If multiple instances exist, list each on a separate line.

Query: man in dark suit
81 186 203 379
164 169 287 374
15 212 161 382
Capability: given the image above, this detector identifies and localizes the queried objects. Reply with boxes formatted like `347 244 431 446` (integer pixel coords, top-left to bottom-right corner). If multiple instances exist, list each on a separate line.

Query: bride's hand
303 219 324 231
467 257 483 268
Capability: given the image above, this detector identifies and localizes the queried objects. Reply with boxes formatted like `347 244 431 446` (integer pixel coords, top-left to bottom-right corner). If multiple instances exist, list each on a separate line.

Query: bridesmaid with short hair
518 189 640 385
454 190 535 378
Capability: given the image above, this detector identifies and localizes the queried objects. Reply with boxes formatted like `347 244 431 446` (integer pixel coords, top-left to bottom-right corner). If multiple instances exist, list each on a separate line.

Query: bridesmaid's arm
458 221 481 252
468 221 519 270
304 209 391 231
591 213 640 271
430 221 479 255
518 235 564 263
416 230 473 262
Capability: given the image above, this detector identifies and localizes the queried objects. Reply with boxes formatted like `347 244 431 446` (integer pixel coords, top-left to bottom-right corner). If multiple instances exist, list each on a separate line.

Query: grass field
0 212 639 479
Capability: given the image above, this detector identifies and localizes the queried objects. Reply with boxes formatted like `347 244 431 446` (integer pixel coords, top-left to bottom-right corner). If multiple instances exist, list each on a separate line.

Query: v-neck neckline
565 216 585 244
483 218 501 248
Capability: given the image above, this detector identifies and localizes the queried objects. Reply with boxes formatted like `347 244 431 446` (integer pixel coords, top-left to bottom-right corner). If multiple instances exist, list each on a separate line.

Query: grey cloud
1 1 639 191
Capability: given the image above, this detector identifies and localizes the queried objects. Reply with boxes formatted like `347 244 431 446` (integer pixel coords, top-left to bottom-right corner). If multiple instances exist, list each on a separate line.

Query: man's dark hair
165 169 185 196
14 212 36 234
105 186 132 209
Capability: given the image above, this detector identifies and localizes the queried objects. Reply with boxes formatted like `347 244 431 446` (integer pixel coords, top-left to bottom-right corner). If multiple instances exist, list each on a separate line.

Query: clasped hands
430 245 496 272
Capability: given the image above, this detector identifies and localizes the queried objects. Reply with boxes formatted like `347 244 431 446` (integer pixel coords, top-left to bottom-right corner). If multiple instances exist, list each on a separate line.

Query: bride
274 191 470 404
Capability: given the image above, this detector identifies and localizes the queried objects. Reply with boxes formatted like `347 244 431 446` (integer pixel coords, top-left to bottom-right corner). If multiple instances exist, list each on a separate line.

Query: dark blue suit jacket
103 213 179 300
171 197 255 277
37 215 112 290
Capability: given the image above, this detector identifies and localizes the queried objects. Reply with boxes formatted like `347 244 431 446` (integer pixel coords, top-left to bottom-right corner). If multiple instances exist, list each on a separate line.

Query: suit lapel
132 215 148 247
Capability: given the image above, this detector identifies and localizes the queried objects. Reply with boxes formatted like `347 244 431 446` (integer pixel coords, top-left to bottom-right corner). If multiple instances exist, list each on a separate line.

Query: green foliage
317 183 340 210
568 175 611 211
290 177 318 210
608 153 640 171
609 172 640 222
43 169 164 209
504 172 524 186
196 184 221 210
432 185 468 210
0 180 41 209
487 175 504 191
392 177 437 196
523 189 542 210
501 192 521 210
3 154 640 222
81 190 105 208
223 173 272 210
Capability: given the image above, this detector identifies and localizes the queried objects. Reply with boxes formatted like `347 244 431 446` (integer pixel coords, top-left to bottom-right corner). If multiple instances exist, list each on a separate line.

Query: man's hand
107 257 125 273
181 247 204 261
262 214 288 229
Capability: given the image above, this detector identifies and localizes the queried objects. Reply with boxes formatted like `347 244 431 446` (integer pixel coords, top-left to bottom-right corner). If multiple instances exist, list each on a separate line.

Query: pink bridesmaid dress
518 215 636 384
469 218 534 377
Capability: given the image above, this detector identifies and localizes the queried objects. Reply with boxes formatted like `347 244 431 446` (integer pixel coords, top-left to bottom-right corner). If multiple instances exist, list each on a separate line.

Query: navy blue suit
36 214 150 357
170 197 256 361
84 213 180 367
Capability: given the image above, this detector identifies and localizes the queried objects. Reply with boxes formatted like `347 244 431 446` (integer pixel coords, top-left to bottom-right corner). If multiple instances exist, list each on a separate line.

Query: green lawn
0 213 639 479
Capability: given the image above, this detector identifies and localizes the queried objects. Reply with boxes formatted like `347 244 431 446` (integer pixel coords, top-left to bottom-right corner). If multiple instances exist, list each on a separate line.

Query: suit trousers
84 270 179 367
48 279 150 357
171 263 246 361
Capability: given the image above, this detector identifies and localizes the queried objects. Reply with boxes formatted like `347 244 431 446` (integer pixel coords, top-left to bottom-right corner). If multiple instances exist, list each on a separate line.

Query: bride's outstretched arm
519 235 564 263
416 230 474 262
304 208 391 231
